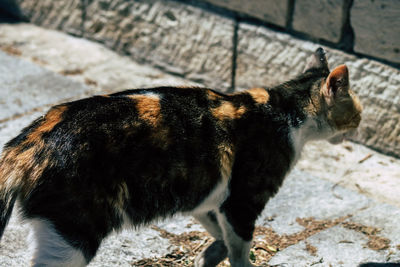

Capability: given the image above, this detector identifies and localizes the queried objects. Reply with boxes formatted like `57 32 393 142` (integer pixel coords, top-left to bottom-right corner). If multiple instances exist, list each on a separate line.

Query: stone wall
9 0 234 90
2 0 400 157
204 0 400 65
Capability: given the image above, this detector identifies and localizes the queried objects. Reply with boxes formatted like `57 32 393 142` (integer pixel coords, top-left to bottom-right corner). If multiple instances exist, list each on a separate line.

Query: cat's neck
289 117 320 163
238 85 330 163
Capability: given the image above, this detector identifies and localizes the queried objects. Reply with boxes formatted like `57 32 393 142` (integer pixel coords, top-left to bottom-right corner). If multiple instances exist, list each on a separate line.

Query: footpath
0 23 399 267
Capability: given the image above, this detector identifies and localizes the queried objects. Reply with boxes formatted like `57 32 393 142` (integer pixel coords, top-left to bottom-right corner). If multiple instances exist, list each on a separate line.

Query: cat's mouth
328 129 357 145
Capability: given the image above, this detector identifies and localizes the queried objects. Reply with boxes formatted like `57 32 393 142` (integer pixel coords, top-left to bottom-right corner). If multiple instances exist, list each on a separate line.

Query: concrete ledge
83 0 234 91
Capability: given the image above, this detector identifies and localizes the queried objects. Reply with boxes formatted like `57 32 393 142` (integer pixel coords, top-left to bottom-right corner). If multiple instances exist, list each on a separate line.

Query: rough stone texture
292 0 345 43
202 0 289 27
351 0 400 64
83 0 234 91
14 0 84 36
236 23 400 158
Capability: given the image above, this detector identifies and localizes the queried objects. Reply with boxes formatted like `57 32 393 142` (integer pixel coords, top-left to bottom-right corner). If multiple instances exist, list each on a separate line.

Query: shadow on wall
0 0 25 22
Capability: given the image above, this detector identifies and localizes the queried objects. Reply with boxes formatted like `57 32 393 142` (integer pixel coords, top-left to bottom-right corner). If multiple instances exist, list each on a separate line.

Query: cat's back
0 87 231 196
3 87 225 151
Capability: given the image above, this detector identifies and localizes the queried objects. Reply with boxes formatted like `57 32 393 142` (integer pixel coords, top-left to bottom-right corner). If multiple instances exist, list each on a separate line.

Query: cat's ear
322 64 349 105
304 47 329 72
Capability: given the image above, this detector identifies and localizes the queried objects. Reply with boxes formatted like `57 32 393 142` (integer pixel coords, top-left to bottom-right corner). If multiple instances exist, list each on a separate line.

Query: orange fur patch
0 146 49 196
129 94 161 127
128 94 170 149
328 65 348 84
0 106 67 194
27 105 67 144
206 90 222 101
212 102 246 120
218 143 234 180
247 88 270 104
112 182 129 211
350 90 363 114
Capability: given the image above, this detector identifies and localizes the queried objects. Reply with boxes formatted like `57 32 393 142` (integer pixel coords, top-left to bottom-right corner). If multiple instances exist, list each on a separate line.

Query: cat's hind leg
193 211 228 267
29 219 88 267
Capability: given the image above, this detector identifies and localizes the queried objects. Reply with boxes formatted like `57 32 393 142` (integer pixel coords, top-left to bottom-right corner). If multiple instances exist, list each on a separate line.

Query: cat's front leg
194 240 228 267
194 211 228 267
216 210 257 267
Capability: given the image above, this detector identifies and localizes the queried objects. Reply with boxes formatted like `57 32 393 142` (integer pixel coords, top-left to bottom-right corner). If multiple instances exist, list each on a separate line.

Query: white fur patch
142 92 161 99
290 117 328 167
191 180 229 214
28 219 86 267
216 212 253 267
193 212 223 240
289 125 307 168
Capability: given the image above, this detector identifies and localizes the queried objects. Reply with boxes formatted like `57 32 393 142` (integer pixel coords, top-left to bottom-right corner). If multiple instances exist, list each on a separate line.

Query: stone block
202 0 289 27
237 23 400 157
292 0 345 43
83 0 234 91
351 0 400 64
15 0 84 36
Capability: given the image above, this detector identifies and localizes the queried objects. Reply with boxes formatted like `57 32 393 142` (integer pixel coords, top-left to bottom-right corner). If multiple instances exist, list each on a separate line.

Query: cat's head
303 48 362 144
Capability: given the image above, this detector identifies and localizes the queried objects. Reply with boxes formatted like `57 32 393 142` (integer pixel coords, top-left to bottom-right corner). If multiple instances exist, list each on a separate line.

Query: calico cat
0 48 362 267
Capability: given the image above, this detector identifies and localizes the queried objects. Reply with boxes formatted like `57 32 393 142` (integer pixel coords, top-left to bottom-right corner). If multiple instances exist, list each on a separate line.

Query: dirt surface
131 215 397 266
